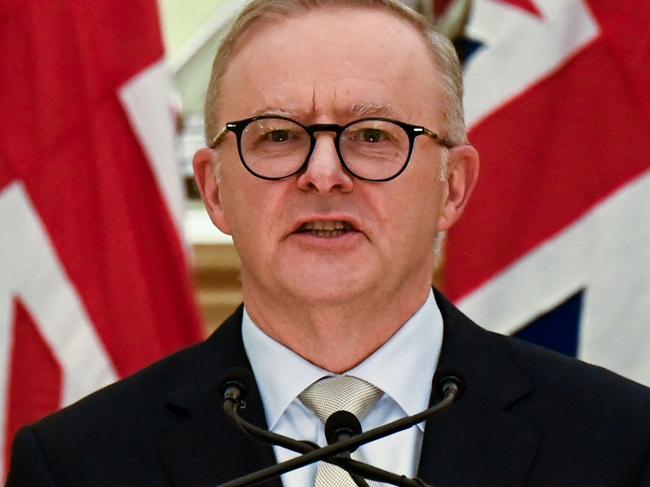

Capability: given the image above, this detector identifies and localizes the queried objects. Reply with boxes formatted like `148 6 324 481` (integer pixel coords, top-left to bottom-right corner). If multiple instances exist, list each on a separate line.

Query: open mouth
297 220 355 238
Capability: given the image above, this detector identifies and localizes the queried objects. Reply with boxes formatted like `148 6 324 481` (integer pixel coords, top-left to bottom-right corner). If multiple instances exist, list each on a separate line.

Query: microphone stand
218 378 459 487
223 399 370 487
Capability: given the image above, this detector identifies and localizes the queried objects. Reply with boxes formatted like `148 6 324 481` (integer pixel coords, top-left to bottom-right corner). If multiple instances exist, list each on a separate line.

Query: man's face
195 7 478 308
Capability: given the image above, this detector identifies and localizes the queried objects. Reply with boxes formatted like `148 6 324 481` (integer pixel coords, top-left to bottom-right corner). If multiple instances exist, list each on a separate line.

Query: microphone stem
218 390 456 487
224 400 370 486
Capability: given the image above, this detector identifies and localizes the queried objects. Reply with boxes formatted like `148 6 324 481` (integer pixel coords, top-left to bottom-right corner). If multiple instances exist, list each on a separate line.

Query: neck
243 283 431 373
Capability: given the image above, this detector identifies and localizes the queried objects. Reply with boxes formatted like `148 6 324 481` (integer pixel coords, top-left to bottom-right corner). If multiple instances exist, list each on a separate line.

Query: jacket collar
156 306 282 487
417 290 540 487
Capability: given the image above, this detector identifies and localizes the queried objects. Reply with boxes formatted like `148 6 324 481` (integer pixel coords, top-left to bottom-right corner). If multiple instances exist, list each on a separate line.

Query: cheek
387 183 442 240
221 176 285 243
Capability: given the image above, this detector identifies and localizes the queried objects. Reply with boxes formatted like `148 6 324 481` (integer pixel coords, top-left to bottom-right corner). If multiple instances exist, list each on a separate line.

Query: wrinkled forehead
217 7 442 125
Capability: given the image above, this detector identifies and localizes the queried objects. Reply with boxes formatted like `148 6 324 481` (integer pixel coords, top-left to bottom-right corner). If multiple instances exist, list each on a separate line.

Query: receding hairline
213 4 432 114
204 0 466 146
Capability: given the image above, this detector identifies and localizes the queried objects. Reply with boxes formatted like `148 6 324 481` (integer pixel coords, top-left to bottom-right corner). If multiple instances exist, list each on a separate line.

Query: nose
296 133 354 193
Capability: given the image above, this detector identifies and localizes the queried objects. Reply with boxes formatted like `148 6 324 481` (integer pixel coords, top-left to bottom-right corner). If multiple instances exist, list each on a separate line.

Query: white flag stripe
0 277 13 480
458 171 650 385
463 0 598 129
0 183 118 407
119 60 184 231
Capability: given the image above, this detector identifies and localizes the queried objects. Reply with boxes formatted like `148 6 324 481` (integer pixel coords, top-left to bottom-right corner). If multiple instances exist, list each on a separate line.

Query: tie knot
299 375 383 423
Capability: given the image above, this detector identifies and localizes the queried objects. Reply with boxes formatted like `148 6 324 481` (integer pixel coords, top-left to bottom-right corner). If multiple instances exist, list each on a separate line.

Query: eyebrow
344 102 403 119
251 107 302 118
250 102 404 121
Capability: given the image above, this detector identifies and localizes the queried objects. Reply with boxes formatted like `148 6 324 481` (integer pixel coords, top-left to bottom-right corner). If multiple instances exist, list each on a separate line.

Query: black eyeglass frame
209 115 454 182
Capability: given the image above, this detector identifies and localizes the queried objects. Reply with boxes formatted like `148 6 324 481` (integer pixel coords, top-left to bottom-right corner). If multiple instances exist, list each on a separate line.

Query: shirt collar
347 290 442 429
242 290 443 431
242 309 329 430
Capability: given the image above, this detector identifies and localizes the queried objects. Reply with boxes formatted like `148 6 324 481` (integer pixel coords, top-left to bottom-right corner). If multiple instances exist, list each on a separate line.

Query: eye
265 129 292 142
360 128 386 143
345 123 399 145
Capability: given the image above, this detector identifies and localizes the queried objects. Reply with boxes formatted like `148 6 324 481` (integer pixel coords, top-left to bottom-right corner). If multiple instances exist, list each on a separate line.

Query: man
7 0 650 486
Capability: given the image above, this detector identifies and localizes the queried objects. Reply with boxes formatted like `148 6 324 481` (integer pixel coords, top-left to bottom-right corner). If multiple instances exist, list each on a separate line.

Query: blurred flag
445 0 650 385
0 0 204 478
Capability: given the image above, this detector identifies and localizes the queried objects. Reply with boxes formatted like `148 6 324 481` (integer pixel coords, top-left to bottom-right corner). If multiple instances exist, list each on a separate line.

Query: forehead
219 7 443 124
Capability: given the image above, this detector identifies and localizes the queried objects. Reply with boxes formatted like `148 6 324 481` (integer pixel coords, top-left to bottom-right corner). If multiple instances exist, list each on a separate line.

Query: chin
283 272 374 305
293 287 355 305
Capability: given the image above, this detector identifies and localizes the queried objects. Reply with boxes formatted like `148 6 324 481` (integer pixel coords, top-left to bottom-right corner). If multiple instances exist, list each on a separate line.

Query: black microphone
438 374 461 400
221 367 410 487
221 367 251 404
217 369 462 487
325 410 362 447
324 411 369 487
219 369 371 486
218 369 462 487
222 382 392 487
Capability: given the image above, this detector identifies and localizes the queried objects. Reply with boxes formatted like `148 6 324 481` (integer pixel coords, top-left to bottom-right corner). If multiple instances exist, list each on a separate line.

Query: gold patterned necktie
299 375 384 486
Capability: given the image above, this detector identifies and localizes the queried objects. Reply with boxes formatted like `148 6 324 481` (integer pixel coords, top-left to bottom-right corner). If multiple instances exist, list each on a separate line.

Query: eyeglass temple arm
209 126 230 149
420 127 454 149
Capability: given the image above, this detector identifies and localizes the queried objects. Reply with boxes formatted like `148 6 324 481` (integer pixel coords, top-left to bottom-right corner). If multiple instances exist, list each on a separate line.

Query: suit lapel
417 291 541 487
155 307 282 487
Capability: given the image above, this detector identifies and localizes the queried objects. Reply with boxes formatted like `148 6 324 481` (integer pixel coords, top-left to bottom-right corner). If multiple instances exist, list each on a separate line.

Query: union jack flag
0 0 204 479
445 0 650 385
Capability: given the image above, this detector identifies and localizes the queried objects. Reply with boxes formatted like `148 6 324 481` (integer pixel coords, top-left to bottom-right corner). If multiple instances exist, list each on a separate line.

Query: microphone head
440 376 461 398
221 367 254 404
325 410 362 447
433 368 464 401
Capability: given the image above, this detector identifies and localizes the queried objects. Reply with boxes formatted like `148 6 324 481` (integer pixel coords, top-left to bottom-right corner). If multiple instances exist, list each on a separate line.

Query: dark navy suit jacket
7 290 650 486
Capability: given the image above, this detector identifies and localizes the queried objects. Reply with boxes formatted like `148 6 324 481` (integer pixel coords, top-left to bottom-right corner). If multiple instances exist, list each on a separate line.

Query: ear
192 148 232 235
436 144 480 231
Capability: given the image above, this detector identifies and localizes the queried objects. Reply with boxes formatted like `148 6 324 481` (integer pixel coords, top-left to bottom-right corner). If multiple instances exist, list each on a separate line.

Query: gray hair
204 0 467 149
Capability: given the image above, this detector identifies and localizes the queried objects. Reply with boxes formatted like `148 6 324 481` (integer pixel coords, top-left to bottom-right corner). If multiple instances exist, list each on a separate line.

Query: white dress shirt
242 290 443 487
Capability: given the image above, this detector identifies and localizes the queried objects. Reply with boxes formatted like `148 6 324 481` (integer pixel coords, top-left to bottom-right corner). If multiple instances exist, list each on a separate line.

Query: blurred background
1 0 649 479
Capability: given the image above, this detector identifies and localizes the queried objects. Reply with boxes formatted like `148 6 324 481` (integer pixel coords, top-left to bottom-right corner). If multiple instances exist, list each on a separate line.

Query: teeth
299 220 352 237
302 220 349 231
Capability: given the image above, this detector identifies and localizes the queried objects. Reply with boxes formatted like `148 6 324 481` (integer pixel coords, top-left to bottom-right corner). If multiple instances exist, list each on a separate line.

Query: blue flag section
514 291 583 358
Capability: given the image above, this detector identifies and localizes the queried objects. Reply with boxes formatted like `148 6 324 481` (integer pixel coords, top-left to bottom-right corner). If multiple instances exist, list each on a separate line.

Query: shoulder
435 287 650 407
435 287 650 439
498 329 650 407
497 333 650 482
9 308 246 476
434 289 650 483
36 306 243 431
7 340 212 485
13 338 204 464
463 306 650 417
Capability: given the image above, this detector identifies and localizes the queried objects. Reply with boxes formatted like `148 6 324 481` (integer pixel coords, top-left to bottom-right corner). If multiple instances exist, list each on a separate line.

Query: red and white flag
446 0 650 384
0 0 204 478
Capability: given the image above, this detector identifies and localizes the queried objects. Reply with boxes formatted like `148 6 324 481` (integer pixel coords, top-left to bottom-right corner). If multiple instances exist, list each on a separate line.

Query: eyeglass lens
240 118 410 180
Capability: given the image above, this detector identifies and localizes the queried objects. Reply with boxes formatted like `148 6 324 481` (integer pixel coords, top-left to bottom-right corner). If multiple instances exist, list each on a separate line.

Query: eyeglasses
209 115 453 182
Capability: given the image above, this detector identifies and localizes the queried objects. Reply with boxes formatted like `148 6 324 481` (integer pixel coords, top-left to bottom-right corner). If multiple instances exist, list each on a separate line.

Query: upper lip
289 215 364 235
